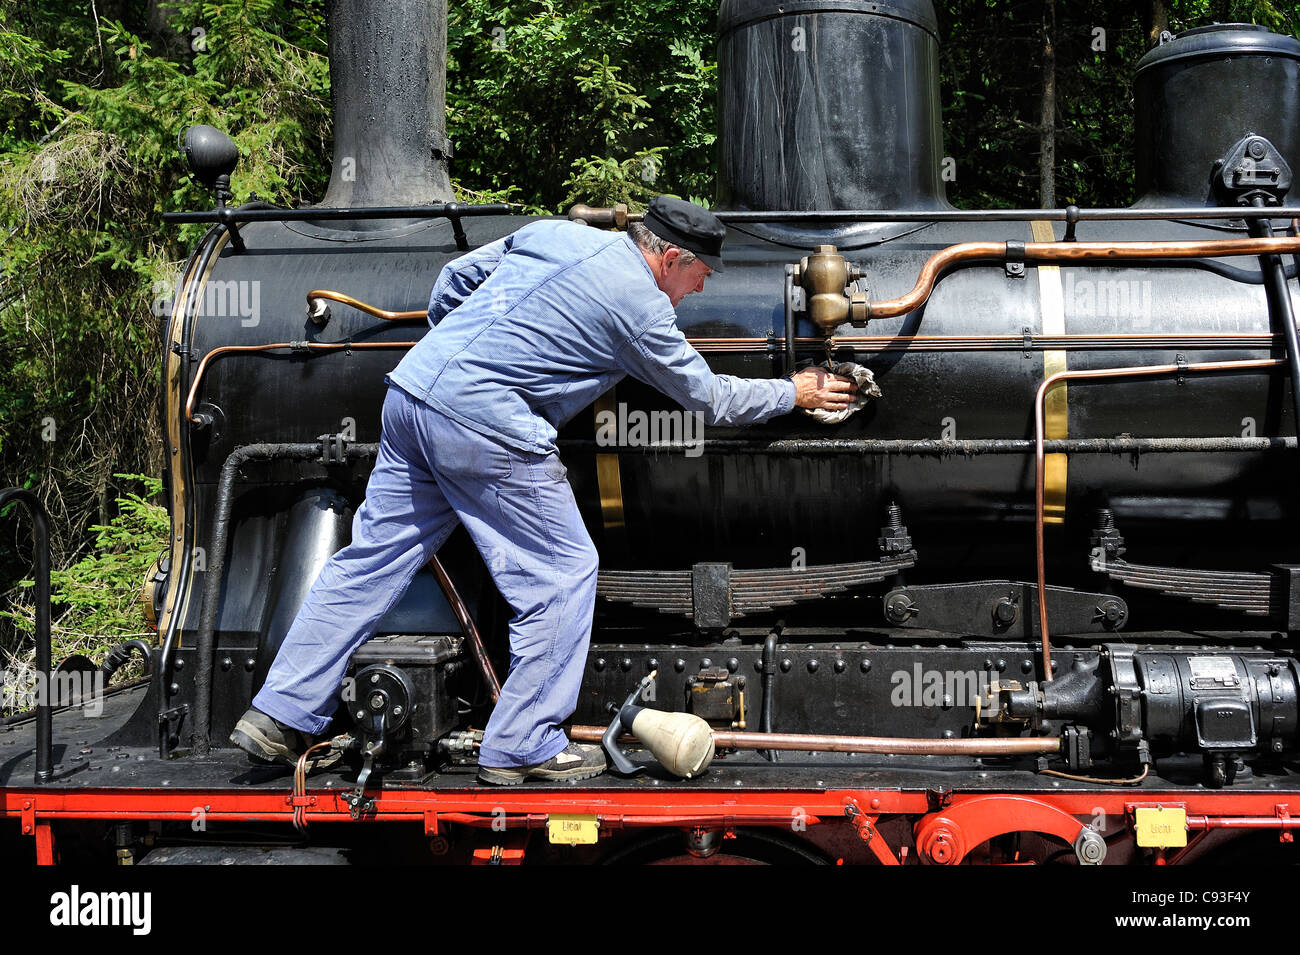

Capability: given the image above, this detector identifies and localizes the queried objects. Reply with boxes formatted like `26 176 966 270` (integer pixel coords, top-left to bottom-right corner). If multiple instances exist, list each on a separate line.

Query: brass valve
792 245 869 330
568 202 639 230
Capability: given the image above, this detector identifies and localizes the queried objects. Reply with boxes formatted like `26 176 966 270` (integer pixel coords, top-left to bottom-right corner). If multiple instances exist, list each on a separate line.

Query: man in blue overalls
231 197 856 784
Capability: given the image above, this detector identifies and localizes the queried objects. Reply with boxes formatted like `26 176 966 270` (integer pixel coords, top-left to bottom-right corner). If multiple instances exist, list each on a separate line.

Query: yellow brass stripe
593 391 626 532
1032 220 1068 525
160 232 231 643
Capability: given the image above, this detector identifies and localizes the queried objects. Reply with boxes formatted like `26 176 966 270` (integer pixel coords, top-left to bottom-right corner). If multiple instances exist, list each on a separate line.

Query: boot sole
477 763 606 786
230 721 297 767
229 720 343 770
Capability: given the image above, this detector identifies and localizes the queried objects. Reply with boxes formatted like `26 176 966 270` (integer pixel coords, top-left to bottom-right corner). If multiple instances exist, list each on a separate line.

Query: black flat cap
642 196 726 272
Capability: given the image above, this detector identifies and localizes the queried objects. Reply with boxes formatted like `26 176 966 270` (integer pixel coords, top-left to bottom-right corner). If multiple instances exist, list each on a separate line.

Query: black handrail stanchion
1247 202 1300 433
0 488 53 782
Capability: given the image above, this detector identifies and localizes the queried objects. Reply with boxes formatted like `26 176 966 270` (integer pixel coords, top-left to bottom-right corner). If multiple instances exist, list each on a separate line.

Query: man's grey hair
628 221 698 267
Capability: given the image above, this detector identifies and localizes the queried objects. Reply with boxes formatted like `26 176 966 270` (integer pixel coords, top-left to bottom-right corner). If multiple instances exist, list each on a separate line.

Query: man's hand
791 365 858 410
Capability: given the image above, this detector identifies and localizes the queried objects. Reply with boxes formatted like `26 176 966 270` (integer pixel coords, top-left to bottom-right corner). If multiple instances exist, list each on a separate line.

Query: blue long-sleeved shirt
387 219 797 454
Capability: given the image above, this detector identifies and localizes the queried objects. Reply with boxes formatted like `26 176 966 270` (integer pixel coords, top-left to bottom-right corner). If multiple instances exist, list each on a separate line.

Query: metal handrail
0 488 52 782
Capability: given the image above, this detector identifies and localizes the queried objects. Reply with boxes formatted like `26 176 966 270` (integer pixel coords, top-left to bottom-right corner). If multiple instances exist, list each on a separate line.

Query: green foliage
938 0 1300 209
2 474 166 713
0 0 331 591
446 0 717 212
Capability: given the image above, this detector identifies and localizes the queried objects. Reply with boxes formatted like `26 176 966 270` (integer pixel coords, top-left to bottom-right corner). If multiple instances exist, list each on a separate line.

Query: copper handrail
307 289 426 322
1032 358 1286 680
869 236 1300 320
429 554 502 703
184 341 417 422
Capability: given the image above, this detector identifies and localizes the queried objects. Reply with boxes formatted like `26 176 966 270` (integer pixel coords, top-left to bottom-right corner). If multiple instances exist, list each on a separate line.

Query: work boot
477 741 607 786
230 707 341 769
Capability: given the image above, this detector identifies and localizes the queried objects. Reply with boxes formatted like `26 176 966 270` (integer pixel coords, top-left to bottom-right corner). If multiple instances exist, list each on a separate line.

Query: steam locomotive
4 0 1300 865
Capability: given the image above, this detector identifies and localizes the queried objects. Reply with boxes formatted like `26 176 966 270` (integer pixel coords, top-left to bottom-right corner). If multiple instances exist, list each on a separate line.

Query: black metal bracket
1063 204 1080 242
882 580 1128 637
1004 239 1026 277
1213 135 1293 208
157 704 189 759
317 433 349 464
213 198 246 253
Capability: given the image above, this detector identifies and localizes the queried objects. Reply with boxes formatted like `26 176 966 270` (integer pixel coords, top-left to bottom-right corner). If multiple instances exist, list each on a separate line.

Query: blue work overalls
253 220 796 768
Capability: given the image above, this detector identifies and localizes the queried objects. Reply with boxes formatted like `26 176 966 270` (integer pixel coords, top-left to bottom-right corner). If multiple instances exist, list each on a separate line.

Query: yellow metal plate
547 814 600 845
593 392 626 533
1134 806 1188 848
1031 220 1069 525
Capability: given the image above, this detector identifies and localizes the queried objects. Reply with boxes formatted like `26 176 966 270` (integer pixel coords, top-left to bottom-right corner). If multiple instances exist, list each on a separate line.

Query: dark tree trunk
145 0 189 58
1039 0 1055 208
1144 0 1169 48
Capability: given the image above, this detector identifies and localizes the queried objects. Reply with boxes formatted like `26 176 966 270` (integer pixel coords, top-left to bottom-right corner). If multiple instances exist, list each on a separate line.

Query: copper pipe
569 724 1060 756
1032 358 1285 680
692 333 1281 354
870 236 1300 320
302 235 1300 331
428 554 501 703
183 332 1283 421
185 341 417 421
307 289 426 322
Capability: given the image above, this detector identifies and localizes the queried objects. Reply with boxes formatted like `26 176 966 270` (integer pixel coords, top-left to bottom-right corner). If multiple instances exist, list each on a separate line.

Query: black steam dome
717 0 950 212
1134 24 1300 207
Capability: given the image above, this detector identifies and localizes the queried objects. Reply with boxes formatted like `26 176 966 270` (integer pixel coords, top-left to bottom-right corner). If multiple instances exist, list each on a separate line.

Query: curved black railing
0 488 52 782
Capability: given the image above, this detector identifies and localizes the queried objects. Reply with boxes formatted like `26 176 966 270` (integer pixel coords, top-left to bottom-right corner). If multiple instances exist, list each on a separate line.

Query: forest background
0 0 1295 694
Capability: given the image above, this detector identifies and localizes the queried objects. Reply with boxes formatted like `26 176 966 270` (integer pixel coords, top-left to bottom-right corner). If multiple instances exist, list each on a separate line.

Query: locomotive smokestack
717 0 950 211
319 0 454 216
1133 25 1300 207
